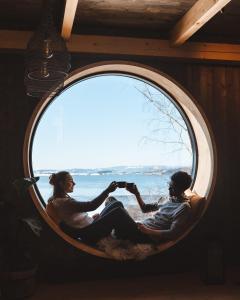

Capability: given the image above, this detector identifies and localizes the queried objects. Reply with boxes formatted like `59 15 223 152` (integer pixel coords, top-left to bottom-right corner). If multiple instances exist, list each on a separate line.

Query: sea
34 166 191 219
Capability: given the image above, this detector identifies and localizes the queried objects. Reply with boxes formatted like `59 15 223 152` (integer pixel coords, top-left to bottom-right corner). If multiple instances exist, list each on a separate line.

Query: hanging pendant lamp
25 0 71 98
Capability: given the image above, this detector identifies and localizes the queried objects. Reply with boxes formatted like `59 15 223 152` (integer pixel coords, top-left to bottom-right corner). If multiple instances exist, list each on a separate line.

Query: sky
32 74 193 170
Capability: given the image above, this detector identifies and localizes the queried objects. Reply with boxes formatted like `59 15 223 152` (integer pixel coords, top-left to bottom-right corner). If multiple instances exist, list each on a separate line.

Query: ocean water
37 173 170 202
35 173 173 217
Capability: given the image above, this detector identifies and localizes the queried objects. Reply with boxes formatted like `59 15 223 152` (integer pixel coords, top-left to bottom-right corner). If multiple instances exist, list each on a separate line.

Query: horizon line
33 164 192 171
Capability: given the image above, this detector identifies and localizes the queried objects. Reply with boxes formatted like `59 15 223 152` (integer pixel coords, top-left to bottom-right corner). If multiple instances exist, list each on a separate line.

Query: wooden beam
170 0 232 47
61 0 78 40
1 30 240 62
69 34 240 62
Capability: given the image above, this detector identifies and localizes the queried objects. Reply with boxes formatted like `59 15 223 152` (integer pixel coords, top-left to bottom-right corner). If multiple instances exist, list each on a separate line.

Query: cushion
187 193 206 221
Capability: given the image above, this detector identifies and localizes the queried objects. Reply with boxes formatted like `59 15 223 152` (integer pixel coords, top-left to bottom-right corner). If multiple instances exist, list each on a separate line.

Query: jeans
60 197 151 244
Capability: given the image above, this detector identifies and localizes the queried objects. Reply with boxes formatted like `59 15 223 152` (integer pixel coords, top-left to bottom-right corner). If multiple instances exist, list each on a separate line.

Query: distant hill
34 165 192 176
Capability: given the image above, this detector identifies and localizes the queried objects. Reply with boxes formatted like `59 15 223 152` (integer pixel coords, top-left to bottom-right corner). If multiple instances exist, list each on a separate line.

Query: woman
46 171 150 244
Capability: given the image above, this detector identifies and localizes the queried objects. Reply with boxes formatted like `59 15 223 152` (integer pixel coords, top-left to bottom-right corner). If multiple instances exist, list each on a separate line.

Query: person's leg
93 207 152 243
60 207 152 244
59 220 113 243
100 197 124 217
61 197 124 240
104 196 118 207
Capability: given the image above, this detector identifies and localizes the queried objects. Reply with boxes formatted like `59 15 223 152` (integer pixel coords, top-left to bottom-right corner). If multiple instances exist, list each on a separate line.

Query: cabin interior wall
0 51 240 277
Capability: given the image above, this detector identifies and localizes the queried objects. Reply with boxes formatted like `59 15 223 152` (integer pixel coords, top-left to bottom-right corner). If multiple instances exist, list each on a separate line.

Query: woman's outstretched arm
66 181 118 212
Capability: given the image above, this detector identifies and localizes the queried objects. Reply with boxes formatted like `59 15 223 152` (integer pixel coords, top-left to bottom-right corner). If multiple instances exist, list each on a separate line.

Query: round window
24 62 216 258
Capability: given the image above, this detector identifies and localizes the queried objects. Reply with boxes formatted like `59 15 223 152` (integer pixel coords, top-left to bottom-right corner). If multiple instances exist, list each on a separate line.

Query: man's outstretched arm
126 184 159 213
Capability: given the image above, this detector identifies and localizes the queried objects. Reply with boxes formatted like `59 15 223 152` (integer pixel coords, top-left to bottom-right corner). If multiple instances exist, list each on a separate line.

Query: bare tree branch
136 84 192 154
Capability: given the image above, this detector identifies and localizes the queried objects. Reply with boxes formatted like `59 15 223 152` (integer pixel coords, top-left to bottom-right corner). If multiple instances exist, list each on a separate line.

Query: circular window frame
23 61 217 259
30 72 198 206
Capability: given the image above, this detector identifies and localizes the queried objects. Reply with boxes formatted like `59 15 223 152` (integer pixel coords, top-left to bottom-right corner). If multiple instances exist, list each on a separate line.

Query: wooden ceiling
74 0 196 34
0 0 240 61
0 0 239 42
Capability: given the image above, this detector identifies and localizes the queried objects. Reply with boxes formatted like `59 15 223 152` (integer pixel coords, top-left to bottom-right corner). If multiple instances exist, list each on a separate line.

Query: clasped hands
105 181 139 195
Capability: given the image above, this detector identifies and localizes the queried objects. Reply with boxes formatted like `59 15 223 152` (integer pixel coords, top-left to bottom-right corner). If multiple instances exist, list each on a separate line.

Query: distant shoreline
34 165 192 177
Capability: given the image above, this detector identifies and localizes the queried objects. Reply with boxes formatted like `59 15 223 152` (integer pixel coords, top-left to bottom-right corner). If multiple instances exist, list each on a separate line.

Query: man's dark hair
171 171 192 191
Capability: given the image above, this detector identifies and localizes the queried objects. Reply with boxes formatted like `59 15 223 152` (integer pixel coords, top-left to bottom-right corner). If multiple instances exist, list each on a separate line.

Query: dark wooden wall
1 51 240 278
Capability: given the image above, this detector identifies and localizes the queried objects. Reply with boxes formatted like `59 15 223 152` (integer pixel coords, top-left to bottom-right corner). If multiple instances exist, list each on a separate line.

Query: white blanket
97 237 157 260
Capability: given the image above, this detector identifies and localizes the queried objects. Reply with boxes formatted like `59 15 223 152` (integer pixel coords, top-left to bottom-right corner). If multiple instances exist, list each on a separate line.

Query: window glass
32 74 194 220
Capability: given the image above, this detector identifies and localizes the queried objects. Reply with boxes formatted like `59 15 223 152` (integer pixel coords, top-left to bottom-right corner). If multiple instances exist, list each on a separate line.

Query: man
127 171 192 242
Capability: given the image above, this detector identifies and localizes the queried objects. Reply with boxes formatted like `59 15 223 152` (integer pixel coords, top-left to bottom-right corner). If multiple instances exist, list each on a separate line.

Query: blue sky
32 75 192 170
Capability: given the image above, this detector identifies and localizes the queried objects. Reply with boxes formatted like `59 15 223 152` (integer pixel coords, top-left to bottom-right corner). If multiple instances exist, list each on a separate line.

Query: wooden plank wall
0 52 240 275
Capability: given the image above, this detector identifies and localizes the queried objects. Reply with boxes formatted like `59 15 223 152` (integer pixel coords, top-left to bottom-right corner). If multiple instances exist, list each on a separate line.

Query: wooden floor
31 269 240 300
